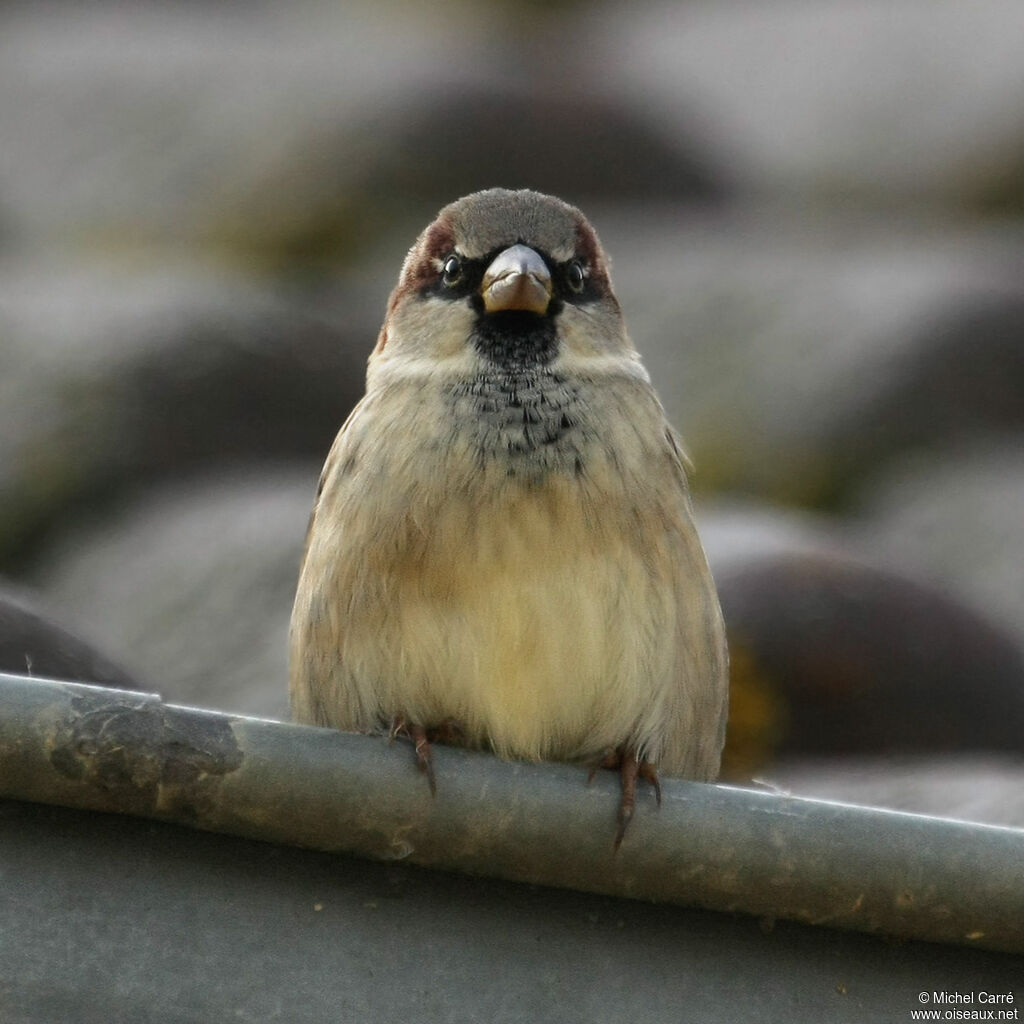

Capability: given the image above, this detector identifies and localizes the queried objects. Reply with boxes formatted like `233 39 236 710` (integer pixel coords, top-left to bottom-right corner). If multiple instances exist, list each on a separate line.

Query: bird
289 187 728 846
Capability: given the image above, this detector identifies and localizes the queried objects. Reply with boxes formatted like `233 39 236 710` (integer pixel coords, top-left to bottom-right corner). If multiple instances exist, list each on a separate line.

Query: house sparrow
289 188 728 845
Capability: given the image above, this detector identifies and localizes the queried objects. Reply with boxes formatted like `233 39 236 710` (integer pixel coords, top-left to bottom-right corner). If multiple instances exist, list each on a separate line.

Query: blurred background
2 0 1023 824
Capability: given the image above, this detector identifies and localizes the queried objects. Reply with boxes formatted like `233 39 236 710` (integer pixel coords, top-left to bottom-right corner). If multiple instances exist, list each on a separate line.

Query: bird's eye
566 259 586 294
441 254 463 287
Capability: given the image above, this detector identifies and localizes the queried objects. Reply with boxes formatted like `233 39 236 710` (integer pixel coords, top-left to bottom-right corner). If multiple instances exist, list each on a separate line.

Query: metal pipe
1 672 1021 953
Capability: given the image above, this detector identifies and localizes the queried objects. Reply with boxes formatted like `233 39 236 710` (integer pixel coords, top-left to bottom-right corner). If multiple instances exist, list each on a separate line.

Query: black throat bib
471 311 559 372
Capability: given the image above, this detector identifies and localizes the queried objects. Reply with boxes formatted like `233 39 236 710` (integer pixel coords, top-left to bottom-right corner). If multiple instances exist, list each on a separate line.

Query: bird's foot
388 716 464 795
588 746 662 850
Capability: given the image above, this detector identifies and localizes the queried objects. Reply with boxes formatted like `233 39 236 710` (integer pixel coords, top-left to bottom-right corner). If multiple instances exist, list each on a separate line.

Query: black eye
441 253 463 287
566 259 586 294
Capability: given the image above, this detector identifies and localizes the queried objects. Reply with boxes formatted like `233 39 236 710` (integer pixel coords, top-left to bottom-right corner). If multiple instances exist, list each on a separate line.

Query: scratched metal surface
0 798 1020 1024
0 671 1022 1022
2 673 1023 956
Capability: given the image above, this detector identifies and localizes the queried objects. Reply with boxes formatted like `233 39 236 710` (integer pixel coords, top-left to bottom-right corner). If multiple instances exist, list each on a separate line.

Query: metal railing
1 671 1021 953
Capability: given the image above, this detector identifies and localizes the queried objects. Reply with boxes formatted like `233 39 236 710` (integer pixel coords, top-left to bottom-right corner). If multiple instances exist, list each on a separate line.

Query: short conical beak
480 244 552 315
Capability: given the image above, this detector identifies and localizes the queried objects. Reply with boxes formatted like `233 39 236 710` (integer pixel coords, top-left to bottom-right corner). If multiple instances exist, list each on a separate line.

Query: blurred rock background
2 0 1023 823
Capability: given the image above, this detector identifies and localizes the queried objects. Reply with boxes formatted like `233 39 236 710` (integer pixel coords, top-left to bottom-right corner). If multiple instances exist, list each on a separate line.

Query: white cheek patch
401 295 474 342
369 297 480 385
556 306 641 361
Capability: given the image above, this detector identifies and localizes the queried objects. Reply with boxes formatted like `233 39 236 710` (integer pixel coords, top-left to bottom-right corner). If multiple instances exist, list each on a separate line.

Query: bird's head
370 188 634 381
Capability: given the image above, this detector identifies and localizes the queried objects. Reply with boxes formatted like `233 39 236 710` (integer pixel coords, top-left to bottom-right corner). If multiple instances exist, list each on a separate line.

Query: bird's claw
589 746 662 851
389 715 463 796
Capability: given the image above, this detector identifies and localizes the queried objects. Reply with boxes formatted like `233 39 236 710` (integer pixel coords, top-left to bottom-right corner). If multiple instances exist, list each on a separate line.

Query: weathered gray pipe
1 672 1022 953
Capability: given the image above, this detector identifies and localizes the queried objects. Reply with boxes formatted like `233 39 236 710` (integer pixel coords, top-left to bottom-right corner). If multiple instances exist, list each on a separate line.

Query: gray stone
32 468 318 720
853 443 1024 648
699 503 1024 780
0 4 723 265
0 5 486 254
0 258 367 569
598 208 1024 504
597 0 1024 207
0 581 141 690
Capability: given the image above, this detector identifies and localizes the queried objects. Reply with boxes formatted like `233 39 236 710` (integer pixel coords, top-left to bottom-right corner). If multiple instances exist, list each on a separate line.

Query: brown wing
661 424 730 779
295 397 366 575
289 395 370 726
